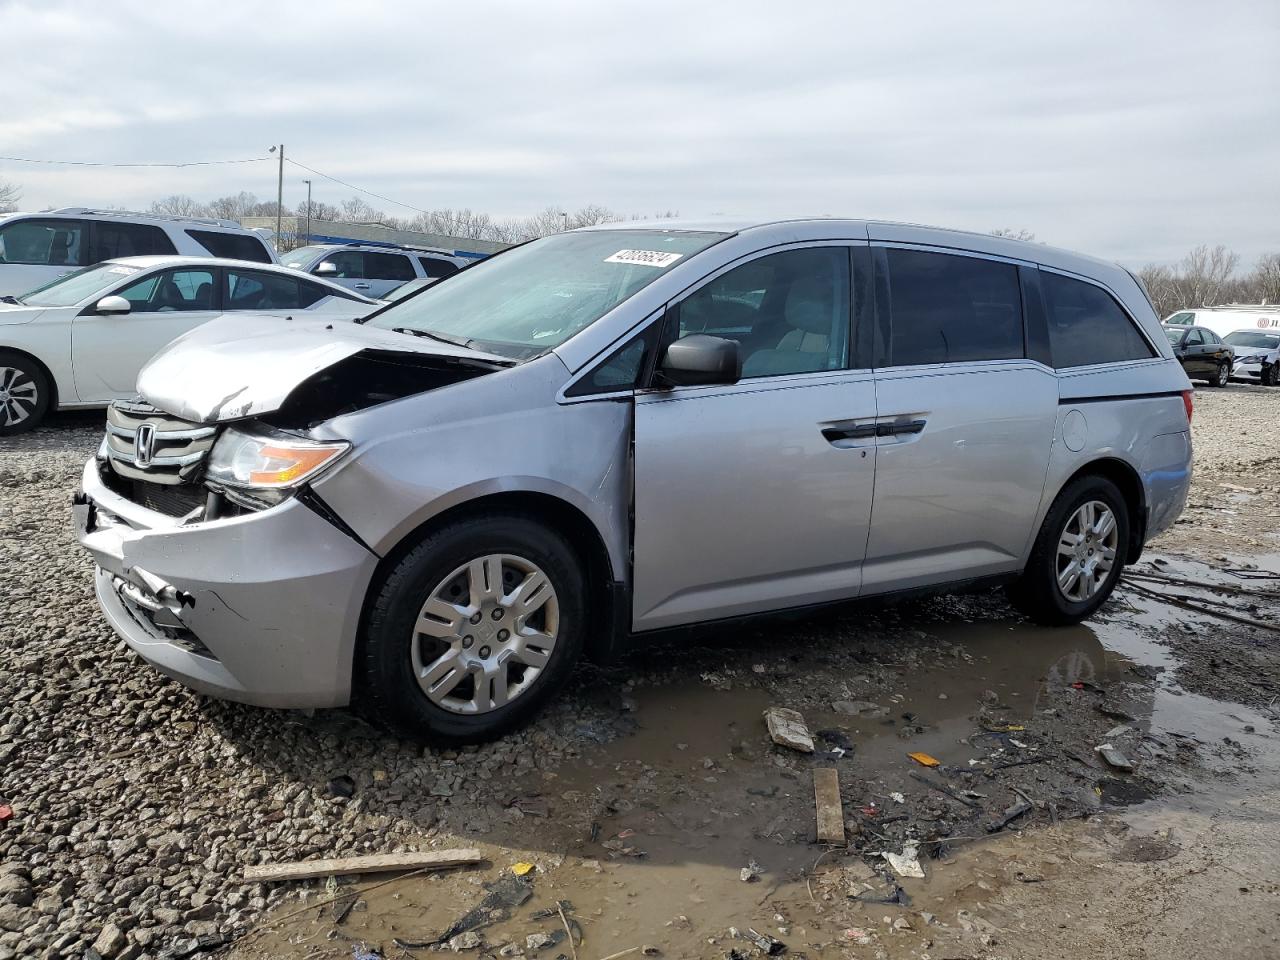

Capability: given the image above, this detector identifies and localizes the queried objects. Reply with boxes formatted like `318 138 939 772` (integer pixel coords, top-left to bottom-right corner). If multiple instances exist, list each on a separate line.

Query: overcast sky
2 0 1277 267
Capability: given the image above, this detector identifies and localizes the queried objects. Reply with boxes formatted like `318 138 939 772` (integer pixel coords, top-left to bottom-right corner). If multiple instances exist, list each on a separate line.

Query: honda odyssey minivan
74 219 1193 742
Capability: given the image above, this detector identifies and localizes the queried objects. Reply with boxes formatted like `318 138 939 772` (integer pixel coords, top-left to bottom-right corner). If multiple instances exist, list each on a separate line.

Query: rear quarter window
1042 271 1155 368
186 230 273 263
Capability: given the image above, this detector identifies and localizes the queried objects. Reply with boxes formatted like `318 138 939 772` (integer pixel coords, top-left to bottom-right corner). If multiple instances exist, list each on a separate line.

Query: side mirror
659 334 741 387
314 261 338 275
94 295 131 315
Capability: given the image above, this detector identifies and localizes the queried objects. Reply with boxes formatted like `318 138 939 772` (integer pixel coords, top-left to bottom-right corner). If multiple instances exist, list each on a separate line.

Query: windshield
1225 331 1280 348
279 245 333 268
20 262 144 307
364 229 725 359
1164 328 1183 345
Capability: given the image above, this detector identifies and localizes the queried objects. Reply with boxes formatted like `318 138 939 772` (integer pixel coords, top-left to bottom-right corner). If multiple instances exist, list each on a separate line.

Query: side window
670 247 851 379
88 221 177 261
1203 330 1221 345
185 230 273 263
1166 311 1194 326
297 280 330 308
1042 271 1155 368
566 325 661 397
418 256 459 279
116 269 215 312
319 251 364 278
1185 328 1205 346
364 252 415 282
885 249 1023 366
0 218 85 266
226 270 301 310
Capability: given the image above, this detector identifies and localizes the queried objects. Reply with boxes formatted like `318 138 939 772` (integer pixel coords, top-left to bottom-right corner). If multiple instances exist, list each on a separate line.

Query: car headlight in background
205 426 349 505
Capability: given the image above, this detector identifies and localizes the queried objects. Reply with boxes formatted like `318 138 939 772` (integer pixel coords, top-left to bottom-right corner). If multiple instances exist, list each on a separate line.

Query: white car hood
137 314 509 423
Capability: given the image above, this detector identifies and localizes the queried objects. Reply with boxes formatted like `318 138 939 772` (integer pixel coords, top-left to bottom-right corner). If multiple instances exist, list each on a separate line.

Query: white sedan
0 256 380 433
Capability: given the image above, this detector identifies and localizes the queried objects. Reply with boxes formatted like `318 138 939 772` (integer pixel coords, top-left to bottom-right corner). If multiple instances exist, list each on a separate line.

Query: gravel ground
1 387 1277 960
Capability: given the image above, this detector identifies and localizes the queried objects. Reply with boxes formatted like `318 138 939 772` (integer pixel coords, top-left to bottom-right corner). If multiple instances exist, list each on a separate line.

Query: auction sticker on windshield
604 249 684 268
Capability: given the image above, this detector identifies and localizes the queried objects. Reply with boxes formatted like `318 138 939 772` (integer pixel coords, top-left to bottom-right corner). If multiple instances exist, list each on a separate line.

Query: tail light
1181 389 1194 422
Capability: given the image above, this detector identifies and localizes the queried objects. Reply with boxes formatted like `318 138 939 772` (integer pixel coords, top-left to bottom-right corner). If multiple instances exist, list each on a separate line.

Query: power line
285 157 431 217
0 155 270 168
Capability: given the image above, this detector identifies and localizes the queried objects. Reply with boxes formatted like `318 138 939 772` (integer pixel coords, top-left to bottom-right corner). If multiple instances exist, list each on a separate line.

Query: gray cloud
1 0 1276 265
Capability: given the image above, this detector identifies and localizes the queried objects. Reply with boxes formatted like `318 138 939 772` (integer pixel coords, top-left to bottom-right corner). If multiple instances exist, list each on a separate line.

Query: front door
71 266 220 402
861 247 1057 592
632 244 878 631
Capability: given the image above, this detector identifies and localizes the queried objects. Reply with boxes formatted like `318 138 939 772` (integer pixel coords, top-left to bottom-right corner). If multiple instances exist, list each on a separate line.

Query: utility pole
269 144 284 247
303 179 312 246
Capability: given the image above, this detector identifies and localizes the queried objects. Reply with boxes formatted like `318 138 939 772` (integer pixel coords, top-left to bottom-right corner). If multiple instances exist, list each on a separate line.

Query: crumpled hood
137 314 509 423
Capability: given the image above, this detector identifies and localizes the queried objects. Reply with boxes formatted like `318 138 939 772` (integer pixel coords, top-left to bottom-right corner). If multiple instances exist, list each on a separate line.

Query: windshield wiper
0 296 21 305
392 327 474 349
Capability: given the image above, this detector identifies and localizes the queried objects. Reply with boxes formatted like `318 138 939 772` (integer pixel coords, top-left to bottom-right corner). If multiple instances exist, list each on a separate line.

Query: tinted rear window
364 252 415 281
186 230 273 263
1042 272 1155 368
886 249 1023 366
419 256 459 278
89 221 177 261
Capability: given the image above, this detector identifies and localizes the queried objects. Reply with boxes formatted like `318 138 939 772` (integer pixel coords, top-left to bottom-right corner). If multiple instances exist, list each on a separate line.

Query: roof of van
577 216 1131 287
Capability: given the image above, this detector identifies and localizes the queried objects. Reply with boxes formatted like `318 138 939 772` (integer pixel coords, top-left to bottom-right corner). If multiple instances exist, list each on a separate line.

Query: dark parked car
1164 324 1232 387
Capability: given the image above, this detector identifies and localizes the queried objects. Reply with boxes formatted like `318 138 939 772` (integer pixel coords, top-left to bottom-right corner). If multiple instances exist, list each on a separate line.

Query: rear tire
1008 475 1129 626
0 351 52 435
1210 362 1229 387
356 514 587 744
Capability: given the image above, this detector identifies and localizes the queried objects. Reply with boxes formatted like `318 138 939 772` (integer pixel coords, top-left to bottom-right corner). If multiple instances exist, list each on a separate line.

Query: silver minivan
74 219 1194 742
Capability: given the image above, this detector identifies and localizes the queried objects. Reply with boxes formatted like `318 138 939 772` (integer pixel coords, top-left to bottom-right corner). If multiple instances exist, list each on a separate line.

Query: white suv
0 208 277 297
279 242 469 298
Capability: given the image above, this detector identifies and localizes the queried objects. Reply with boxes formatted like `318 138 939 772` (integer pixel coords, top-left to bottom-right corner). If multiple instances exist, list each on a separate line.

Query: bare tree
206 191 260 221
1169 244 1240 310
338 196 382 223
990 227 1036 242
1247 252 1280 305
0 180 20 213
149 194 208 218
567 204 622 229
1136 264 1178 319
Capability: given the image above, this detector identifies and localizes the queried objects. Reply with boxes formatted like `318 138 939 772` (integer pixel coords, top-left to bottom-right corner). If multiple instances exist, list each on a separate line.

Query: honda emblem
135 422 156 467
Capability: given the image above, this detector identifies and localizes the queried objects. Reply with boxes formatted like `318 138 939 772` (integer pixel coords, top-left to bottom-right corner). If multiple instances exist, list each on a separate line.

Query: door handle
879 419 926 437
821 423 878 444
354 282 372 290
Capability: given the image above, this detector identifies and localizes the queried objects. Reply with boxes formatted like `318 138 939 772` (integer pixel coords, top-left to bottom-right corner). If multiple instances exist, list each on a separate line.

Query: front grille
105 400 217 486
132 480 208 518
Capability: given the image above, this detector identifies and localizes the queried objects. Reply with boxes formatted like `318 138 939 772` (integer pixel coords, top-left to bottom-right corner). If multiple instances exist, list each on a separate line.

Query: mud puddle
233 554 1280 959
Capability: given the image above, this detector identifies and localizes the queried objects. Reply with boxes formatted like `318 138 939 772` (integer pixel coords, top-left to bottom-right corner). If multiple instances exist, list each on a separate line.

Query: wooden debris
813 768 845 843
243 848 483 884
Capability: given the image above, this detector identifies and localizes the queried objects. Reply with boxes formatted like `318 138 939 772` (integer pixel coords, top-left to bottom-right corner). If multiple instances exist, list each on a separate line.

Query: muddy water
235 555 1280 959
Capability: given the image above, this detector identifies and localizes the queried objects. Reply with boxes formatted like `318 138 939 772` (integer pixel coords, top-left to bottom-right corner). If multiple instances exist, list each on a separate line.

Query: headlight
206 426 348 505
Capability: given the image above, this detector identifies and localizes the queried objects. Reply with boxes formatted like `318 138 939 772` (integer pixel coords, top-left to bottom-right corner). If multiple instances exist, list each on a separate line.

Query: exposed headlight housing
205 426 349 506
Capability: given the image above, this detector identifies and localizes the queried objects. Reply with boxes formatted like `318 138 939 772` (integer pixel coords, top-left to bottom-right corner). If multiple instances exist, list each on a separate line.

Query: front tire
356 514 587 744
1210 361 1229 387
0 352 52 435
1008 475 1129 626
1261 363 1276 387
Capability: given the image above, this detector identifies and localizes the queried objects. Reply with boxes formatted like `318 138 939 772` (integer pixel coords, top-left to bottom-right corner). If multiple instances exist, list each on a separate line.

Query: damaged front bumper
74 458 379 708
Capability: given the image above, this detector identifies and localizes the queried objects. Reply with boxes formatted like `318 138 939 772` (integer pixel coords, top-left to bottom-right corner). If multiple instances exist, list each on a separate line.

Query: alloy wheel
0 365 39 428
410 553 559 715
1055 500 1118 602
